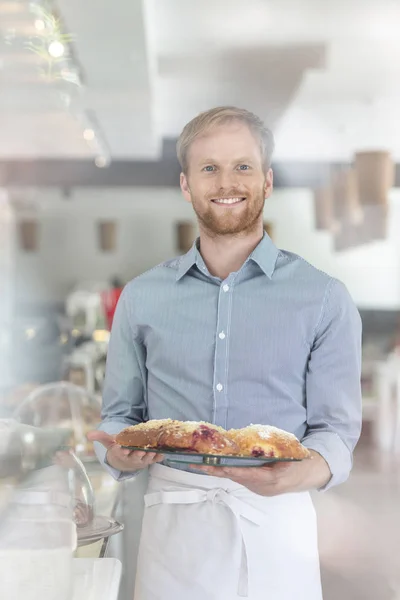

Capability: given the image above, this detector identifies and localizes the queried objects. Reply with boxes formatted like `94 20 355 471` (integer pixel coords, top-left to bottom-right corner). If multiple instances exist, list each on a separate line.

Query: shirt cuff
94 421 139 482
301 431 353 491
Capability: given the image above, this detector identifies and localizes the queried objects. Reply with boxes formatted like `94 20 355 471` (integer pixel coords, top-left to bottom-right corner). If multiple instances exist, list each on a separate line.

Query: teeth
213 197 243 204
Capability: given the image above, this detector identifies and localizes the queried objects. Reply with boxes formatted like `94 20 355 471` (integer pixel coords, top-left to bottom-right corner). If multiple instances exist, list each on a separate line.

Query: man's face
180 121 273 236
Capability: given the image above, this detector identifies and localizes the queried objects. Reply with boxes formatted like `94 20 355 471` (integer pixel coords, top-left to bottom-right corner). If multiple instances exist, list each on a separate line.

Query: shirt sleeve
302 278 362 491
94 284 147 481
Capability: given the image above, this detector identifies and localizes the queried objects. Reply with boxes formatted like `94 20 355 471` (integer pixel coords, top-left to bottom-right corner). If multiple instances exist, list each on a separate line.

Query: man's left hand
191 450 331 496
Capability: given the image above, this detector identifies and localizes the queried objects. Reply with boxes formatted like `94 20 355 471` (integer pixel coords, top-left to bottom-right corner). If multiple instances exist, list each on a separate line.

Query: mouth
211 197 246 206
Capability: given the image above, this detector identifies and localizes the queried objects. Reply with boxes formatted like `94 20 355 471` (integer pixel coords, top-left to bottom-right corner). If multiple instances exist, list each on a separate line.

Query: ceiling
1 0 400 163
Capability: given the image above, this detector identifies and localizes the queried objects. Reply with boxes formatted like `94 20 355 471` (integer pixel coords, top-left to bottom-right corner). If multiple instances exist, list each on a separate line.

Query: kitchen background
1 1 400 599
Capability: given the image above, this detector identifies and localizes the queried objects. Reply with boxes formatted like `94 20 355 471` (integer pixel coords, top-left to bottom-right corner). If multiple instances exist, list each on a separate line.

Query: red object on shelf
101 287 123 330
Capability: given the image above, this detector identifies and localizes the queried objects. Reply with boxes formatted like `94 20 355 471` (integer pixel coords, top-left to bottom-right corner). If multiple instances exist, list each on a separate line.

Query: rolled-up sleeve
302 278 362 491
94 284 147 480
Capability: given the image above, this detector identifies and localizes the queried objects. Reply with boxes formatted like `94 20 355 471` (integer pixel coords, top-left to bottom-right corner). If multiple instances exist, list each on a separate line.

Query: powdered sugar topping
125 418 172 431
246 424 298 441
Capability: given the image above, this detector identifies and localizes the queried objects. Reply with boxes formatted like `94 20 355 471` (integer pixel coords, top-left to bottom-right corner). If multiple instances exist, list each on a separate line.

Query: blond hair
176 106 275 173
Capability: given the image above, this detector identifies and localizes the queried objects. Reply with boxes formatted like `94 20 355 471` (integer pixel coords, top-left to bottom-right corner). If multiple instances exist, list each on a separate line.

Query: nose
215 168 239 193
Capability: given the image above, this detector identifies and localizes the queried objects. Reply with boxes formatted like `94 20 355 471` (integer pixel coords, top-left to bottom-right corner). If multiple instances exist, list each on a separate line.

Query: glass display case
13 382 102 462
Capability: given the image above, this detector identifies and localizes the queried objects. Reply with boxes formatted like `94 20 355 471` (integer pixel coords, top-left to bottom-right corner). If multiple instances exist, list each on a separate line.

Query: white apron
133 464 322 600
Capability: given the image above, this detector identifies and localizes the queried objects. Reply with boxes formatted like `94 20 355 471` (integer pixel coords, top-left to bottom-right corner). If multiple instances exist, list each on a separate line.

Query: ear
264 168 273 199
180 173 192 204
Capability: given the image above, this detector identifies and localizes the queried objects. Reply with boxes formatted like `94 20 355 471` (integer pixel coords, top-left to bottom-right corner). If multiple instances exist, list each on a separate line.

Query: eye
202 165 215 172
237 164 250 171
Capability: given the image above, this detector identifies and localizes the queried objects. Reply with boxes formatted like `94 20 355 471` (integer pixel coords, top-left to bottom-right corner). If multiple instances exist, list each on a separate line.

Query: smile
211 197 246 205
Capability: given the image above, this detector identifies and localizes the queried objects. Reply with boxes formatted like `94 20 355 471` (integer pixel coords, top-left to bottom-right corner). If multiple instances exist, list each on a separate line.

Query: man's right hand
87 430 164 472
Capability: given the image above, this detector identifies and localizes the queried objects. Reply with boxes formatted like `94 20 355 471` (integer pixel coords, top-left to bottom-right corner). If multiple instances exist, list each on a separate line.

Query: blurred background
1 1 400 598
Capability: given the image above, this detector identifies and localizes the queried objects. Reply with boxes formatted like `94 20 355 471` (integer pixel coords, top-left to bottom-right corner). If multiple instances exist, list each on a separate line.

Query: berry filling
251 447 275 458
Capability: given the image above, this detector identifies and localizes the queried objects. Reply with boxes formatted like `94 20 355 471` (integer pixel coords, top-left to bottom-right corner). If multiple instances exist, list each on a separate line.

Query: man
88 106 362 600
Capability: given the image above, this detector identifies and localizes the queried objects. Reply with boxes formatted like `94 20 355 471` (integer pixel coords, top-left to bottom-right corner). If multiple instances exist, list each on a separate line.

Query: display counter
79 466 149 600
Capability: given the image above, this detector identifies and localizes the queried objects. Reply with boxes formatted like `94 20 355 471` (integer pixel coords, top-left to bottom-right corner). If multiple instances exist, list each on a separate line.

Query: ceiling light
48 40 65 58
95 156 109 168
35 19 45 31
83 129 95 141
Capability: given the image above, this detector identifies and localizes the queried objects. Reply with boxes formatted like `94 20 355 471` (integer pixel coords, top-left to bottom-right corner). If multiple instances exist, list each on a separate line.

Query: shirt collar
176 233 279 281
249 233 280 279
176 241 198 281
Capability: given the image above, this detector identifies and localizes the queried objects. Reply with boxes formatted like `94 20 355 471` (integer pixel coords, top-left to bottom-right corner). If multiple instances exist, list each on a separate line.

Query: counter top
0 461 120 560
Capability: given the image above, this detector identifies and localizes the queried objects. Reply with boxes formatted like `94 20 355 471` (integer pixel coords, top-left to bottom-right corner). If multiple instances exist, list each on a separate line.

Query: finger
128 451 147 460
190 465 227 477
220 467 250 478
142 452 164 466
262 461 291 472
86 430 116 450
189 464 209 472
140 452 157 465
146 452 164 463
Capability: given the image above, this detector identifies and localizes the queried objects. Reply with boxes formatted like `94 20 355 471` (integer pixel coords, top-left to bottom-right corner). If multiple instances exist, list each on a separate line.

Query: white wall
14 188 197 304
13 186 400 309
264 188 400 309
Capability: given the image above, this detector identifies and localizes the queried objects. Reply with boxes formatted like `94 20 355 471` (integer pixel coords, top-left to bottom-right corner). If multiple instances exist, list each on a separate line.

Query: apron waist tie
145 488 266 597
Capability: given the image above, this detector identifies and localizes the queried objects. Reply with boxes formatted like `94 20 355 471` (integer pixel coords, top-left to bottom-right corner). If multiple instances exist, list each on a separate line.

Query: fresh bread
227 424 311 460
115 419 310 460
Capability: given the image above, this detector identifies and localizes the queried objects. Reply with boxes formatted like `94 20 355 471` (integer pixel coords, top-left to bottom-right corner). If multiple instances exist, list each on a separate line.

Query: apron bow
145 487 266 597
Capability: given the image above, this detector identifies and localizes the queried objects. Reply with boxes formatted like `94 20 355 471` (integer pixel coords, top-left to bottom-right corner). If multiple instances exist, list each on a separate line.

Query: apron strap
144 487 266 597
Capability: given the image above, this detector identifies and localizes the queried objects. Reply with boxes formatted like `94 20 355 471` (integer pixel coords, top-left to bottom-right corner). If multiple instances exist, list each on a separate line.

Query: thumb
86 430 116 450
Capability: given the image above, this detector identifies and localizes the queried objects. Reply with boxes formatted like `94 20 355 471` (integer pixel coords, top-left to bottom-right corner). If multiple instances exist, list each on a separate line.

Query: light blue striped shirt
96 234 362 490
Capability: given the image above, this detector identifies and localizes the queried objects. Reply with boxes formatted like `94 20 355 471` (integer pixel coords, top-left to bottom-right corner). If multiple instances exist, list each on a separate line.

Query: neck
198 225 264 280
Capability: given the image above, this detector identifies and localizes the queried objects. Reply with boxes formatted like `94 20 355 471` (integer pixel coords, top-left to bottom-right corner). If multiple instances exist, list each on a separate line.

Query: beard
191 185 266 236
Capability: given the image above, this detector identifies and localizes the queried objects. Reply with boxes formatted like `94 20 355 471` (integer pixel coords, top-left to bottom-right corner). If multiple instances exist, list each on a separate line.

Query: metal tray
120 446 302 467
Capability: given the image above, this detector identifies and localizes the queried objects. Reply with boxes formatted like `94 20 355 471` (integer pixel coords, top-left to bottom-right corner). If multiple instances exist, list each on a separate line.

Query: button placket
212 277 235 425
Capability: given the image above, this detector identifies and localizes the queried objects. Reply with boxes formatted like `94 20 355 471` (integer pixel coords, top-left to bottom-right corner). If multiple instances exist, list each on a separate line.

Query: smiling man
89 106 362 600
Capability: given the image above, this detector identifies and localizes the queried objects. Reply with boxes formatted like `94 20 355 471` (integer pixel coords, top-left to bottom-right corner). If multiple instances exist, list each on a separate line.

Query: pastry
228 424 310 460
115 419 310 460
115 419 174 448
156 420 239 455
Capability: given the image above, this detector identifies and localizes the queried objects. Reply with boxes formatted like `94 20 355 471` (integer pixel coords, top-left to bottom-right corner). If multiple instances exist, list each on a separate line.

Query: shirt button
219 331 226 340
216 383 223 392
222 284 230 292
